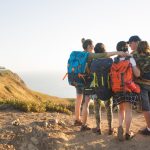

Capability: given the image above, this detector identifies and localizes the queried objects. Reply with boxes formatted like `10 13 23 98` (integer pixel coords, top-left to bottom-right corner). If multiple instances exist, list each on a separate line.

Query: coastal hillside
0 69 72 112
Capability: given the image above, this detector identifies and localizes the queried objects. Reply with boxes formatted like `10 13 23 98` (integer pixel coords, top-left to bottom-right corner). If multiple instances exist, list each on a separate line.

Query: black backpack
90 58 113 100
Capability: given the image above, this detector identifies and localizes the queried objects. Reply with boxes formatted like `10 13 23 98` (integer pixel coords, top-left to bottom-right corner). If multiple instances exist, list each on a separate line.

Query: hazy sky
0 0 150 73
0 0 150 72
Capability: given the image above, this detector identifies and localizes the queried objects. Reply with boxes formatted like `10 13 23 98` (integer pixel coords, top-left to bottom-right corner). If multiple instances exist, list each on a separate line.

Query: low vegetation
0 70 105 115
0 99 74 115
0 70 76 115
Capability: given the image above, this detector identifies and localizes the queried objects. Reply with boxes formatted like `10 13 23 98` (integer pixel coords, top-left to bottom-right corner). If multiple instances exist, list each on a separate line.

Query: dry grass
0 70 74 114
0 70 99 115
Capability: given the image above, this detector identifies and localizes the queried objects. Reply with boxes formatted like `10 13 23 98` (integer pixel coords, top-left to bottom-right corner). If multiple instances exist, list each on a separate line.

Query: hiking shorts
75 86 95 96
75 86 84 95
140 85 150 111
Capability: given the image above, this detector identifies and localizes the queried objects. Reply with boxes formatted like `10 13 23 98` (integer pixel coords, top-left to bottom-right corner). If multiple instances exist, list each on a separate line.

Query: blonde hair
137 41 150 55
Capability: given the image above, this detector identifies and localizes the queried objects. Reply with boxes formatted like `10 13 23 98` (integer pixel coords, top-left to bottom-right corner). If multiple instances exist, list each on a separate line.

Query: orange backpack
110 57 140 93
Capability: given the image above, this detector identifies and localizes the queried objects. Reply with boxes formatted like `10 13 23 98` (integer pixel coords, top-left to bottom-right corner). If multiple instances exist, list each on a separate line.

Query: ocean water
18 72 76 98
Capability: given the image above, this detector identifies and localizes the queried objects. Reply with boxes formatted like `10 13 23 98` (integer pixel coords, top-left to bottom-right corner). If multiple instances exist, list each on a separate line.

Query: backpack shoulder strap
114 56 131 63
114 56 120 63
125 56 132 60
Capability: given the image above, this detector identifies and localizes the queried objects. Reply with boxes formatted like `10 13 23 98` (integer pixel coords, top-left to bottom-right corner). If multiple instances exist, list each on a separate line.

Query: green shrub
46 101 72 115
0 99 72 114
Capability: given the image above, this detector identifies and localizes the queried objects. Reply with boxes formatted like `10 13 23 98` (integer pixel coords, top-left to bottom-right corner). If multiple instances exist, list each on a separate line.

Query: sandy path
0 109 149 150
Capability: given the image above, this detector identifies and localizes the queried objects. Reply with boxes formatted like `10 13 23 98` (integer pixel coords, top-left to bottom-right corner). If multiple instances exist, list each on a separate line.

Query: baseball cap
127 35 141 44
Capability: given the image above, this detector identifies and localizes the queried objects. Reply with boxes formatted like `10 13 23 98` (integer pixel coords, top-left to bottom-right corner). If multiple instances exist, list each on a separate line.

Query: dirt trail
0 109 149 150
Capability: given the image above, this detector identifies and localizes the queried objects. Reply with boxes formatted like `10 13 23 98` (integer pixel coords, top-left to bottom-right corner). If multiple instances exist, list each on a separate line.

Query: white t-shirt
119 57 136 67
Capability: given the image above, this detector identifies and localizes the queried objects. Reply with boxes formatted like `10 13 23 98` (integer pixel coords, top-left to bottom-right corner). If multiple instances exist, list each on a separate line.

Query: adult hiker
127 35 142 112
110 41 140 141
90 43 113 135
134 41 150 135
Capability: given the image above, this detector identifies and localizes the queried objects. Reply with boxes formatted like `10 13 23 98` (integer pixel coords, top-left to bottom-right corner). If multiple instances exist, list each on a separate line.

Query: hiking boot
80 124 91 132
125 132 134 140
74 120 82 126
92 127 102 135
139 128 150 135
117 126 124 141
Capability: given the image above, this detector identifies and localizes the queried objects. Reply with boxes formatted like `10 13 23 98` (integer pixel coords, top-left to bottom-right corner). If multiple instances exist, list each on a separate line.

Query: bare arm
132 66 140 77
89 51 130 60
106 51 130 57
130 57 140 77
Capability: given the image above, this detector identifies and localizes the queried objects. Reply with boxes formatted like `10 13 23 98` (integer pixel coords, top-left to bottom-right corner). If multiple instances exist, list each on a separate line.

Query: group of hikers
66 35 150 141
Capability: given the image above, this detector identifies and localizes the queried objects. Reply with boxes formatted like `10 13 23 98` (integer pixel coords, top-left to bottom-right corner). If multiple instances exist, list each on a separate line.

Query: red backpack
110 57 140 93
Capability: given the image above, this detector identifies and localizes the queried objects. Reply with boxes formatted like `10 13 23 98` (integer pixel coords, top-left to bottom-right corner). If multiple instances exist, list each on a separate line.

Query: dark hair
116 41 128 52
137 41 150 55
94 43 106 53
81 38 93 50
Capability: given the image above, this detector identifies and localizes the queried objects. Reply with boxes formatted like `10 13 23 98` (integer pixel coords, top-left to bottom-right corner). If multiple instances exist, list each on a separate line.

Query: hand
117 51 130 57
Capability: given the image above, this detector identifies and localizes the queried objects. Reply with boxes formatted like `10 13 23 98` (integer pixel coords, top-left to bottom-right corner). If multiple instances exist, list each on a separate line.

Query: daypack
110 57 140 93
90 58 113 100
65 51 93 87
134 54 150 80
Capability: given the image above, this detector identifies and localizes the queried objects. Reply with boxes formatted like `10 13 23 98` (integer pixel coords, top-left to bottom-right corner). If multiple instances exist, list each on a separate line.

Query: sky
1 0 150 73
0 0 150 97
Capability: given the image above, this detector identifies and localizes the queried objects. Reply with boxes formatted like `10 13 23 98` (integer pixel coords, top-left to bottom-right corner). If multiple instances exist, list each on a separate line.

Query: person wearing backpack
134 41 150 135
90 43 113 135
110 41 140 141
67 38 130 129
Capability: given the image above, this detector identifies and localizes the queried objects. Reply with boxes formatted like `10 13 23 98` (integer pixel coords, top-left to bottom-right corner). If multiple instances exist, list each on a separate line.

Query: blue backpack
65 51 93 87
90 58 113 100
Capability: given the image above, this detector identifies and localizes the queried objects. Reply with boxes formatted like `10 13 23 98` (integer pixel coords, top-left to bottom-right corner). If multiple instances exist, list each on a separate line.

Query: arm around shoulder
89 51 129 59
89 53 107 59
106 51 130 57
